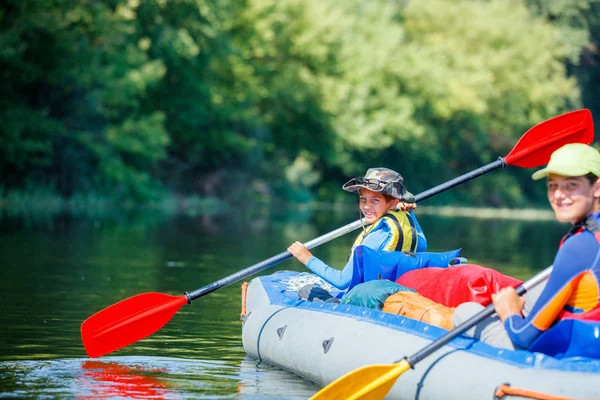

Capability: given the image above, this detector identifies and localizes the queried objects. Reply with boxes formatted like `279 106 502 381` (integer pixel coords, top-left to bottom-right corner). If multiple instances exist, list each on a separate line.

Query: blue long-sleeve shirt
305 211 427 289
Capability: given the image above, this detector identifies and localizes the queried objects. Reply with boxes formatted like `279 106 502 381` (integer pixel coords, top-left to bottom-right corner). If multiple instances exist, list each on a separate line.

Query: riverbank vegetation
2 0 599 213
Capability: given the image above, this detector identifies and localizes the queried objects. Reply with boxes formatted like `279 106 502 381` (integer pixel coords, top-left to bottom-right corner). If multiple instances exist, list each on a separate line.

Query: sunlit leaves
0 0 594 206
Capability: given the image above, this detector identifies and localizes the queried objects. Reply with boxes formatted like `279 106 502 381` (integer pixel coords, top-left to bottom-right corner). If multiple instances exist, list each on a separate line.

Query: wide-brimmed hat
531 143 600 180
342 167 415 203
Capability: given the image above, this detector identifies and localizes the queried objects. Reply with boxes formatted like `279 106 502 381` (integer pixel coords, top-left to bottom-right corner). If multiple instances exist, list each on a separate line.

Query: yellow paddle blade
310 360 411 400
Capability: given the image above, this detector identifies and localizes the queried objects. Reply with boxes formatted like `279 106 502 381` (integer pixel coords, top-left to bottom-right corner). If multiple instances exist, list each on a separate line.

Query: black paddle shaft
404 266 552 367
414 158 505 203
184 158 507 302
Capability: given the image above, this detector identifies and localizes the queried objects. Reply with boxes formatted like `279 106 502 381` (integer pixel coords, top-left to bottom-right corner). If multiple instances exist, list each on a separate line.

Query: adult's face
359 189 397 224
547 174 600 224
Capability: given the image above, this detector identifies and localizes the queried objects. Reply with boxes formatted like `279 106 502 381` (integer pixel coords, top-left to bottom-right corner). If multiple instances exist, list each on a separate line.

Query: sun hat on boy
531 143 600 180
342 167 416 203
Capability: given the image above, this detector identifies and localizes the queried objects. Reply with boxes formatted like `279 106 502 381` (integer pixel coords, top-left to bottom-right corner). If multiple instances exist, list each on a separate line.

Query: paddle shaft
185 158 508 302
402 266 553 367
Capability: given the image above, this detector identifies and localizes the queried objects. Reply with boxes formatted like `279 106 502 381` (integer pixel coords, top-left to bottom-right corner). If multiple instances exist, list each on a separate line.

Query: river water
0 206 564 399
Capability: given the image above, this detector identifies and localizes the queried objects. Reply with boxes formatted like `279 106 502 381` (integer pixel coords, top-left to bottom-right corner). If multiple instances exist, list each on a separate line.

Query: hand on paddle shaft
81 110 593 358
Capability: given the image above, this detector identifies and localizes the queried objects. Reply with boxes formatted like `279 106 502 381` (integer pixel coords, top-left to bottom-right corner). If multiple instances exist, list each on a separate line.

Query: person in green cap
453 143 600 353
287 167 427 289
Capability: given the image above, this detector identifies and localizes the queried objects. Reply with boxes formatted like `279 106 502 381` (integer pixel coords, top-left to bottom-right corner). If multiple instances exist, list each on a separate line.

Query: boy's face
546 174 600 224
359 189 396 224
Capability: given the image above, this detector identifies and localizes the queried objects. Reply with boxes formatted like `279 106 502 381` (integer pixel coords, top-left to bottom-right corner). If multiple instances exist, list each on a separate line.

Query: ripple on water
0 356 319 399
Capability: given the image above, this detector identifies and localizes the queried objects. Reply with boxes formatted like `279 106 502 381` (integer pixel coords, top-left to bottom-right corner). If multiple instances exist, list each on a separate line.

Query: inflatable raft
241 271 600 400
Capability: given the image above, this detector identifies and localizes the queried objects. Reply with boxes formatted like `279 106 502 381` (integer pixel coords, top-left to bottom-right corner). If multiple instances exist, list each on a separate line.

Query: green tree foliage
386 0 582 206
0 0 169 199
0 0 595 207
526 0 600 135
241 0 582 206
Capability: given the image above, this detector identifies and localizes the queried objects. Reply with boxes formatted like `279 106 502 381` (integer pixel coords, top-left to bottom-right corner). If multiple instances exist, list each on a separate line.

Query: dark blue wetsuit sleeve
503 231 600 349
304 226 391 289
410 211 428 252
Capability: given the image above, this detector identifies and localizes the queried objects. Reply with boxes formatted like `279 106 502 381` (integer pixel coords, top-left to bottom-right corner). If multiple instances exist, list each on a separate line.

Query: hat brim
342 179 415 203
341 179 368 193
531 165 594 180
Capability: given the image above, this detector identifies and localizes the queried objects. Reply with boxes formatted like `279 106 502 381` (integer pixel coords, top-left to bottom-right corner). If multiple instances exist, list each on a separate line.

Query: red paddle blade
81 292 187 358
504 109 594 168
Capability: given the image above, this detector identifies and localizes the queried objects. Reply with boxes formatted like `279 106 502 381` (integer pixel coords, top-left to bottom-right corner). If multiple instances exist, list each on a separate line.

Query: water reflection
78 360 169 399
2 356 283 399
236 357 319 399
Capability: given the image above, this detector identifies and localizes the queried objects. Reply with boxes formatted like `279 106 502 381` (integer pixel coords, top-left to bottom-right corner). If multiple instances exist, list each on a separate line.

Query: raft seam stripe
256 306 292 362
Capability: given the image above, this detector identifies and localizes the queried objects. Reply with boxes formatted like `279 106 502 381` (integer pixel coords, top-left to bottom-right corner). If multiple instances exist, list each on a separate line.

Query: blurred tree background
1 0 599 210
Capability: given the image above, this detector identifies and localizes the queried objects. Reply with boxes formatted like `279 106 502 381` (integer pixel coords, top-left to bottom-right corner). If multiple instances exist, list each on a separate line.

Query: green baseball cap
531 143 600 180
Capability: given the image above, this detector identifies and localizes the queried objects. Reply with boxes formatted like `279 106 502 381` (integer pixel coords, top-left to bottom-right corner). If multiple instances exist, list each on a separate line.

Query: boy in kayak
453 143 600 351
287 167 427 290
